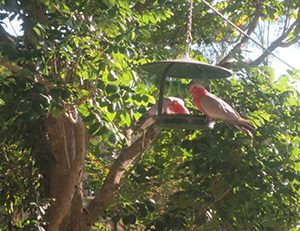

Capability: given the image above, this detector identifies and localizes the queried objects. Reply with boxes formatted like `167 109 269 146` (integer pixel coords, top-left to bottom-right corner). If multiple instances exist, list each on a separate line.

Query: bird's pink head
189 81 207 97
188 81 204 91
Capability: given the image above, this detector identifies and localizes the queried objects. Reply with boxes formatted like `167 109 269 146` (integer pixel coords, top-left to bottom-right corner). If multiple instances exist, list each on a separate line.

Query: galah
137 96 190 130
189 81 255 137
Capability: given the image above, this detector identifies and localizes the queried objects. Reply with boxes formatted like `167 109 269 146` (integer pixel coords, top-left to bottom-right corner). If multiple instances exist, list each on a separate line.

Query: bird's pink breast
191 88 207 112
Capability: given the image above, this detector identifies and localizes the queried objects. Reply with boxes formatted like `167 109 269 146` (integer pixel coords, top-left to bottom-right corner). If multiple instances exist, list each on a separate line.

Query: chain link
185 0 193 46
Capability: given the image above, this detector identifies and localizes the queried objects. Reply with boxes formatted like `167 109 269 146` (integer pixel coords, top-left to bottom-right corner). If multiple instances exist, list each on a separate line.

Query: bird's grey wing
200 94 240 121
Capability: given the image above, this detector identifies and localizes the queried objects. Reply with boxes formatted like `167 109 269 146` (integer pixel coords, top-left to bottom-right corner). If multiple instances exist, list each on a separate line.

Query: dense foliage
0 0 299 230
116 68 300 230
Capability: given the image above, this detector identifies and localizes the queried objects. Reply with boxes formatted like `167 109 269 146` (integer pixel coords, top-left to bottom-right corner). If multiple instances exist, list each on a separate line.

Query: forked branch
218 0 262 66
83 127 161 229
248 8 300 67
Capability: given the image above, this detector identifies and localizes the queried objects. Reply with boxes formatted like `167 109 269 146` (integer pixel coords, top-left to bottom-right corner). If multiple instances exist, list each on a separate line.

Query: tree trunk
44 111 86 231
60 187 85 231
41 108 160 230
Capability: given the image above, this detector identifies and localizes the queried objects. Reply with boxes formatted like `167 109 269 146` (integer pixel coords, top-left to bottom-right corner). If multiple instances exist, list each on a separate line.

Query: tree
0 0 299 230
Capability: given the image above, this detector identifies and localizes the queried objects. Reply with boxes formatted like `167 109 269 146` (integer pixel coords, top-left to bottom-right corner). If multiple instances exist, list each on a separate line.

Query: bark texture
45 111 86 231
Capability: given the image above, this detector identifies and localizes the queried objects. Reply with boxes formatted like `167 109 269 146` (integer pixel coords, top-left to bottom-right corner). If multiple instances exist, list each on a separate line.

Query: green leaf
78 104 90 117
106 84 119 94
33 26 41 37
0 98 5 106
120 112 131 127
108 69 118 81
122 214 136 225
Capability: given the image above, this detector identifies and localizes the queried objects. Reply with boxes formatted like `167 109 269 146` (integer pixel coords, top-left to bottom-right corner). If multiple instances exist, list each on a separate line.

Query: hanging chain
185 0 194 55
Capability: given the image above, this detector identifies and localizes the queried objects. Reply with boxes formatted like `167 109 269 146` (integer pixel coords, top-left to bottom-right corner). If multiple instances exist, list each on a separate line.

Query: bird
136 96 190 130
189 81 255 137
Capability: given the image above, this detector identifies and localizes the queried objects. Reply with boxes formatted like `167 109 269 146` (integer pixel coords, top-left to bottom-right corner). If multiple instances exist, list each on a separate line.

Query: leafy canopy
0 0 300 230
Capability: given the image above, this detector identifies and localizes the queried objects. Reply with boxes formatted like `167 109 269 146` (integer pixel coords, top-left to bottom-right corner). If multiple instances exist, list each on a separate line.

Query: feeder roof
140 57 232 79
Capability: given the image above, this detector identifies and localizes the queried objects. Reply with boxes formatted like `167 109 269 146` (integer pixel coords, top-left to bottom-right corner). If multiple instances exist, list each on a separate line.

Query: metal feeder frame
140 0 232 129
140 55 232 130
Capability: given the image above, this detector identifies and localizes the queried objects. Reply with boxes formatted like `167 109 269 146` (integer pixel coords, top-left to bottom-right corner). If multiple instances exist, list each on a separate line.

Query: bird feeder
140 0 232 130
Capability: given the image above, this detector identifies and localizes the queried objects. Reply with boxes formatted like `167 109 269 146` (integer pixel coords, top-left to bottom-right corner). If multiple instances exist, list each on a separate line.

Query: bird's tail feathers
233 118 256 138
234 125 254 138
237 118 256 132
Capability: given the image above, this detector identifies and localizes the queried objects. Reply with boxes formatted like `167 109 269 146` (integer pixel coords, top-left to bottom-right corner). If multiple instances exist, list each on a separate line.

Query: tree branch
83 127 161 229
280 35 300 47
0 57 23 73
248 8 300 67
283 0 293 31
248 36 284 67
0 25 25 74
0 24 17 45
218 0 262 66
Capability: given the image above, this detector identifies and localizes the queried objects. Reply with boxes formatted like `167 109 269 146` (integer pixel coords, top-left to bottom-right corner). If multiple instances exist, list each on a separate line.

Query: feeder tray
155 114 214 130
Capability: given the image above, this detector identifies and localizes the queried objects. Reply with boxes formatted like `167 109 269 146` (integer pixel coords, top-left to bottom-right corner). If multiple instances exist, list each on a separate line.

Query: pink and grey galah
137 96 190 130
189 81 256 137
